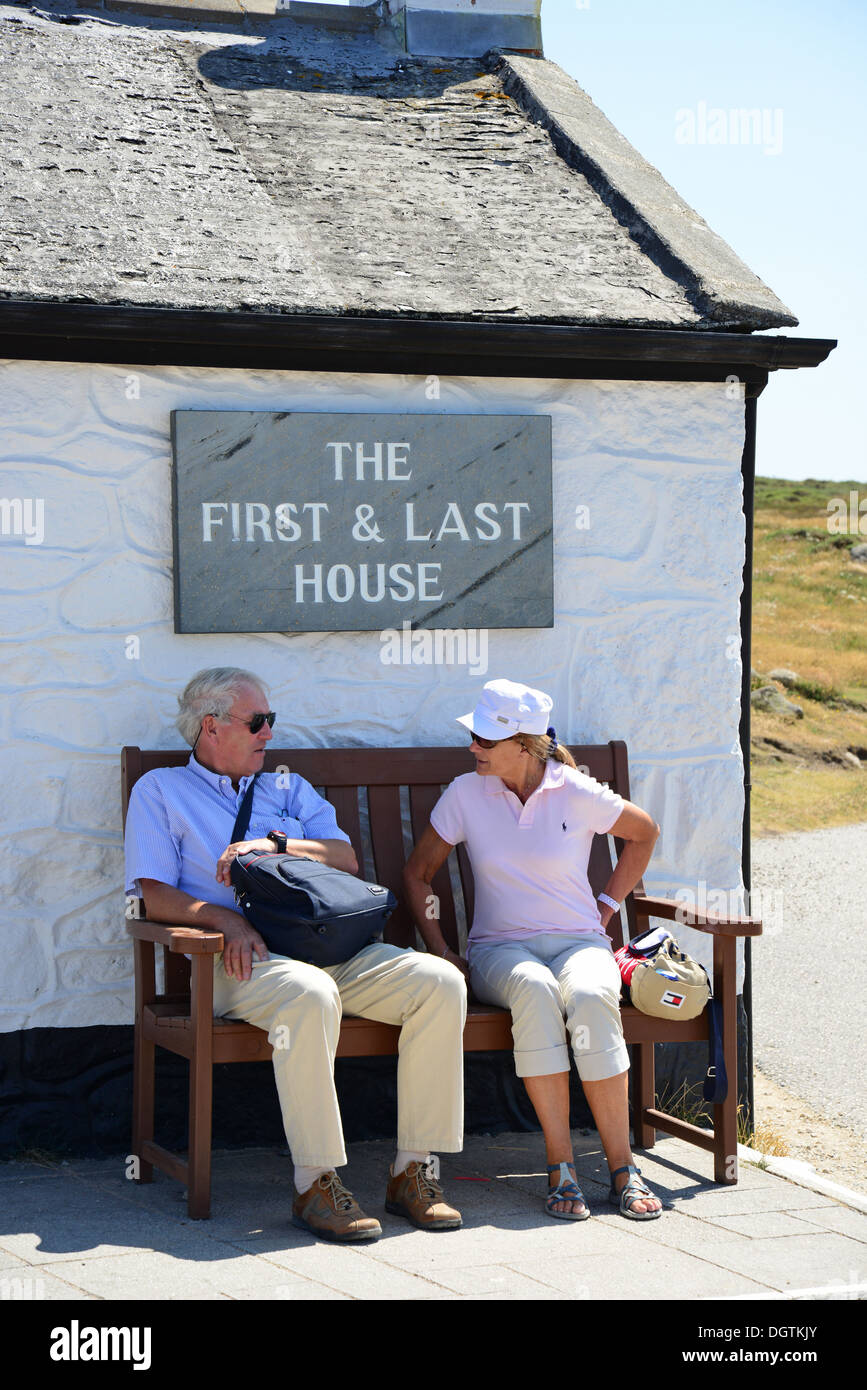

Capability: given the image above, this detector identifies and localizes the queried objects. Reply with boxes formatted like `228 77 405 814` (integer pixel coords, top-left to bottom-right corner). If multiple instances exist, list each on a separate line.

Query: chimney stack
383 0 543 59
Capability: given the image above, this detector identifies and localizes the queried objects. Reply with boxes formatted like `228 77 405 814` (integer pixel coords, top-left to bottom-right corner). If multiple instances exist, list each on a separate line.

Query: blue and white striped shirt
124 752 350 911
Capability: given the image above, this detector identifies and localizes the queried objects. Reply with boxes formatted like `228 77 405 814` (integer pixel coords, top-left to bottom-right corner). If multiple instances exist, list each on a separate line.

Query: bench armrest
126 918 224 953
632 895 762 937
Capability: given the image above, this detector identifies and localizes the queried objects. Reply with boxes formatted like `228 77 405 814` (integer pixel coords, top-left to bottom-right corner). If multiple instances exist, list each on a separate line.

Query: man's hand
138 879 269 982
218 912 270 982
215 838 273 887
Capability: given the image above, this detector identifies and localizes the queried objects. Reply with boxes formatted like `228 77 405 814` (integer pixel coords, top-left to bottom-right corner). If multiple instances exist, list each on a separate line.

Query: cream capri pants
212 941 466 1168
469 933 629 1082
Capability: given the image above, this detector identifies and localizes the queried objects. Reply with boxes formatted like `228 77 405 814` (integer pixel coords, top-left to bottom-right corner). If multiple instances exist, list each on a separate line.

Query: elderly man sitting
124 666 466 1241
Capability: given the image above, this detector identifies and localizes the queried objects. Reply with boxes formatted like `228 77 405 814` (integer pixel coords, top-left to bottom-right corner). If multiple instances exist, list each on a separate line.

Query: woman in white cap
404 679 663 1221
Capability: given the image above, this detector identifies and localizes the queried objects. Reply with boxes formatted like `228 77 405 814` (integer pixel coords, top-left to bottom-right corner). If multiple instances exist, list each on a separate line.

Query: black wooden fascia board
0 302 836 375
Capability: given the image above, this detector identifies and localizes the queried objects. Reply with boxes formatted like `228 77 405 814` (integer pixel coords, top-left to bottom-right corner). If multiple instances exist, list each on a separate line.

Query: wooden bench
122 742 761 1218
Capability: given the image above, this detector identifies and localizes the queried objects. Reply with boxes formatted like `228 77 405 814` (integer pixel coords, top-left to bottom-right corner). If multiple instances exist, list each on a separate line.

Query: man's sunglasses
217 711 276 734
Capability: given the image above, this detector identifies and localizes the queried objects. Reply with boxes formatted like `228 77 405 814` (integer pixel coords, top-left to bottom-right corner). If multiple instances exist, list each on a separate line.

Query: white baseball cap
457 679 554 742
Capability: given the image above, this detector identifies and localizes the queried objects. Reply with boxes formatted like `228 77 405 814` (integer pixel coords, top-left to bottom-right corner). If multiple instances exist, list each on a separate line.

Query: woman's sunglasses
469 731 504 750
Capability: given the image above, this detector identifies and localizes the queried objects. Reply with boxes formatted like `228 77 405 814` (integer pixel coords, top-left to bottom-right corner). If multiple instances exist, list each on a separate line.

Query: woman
403 678 663 1221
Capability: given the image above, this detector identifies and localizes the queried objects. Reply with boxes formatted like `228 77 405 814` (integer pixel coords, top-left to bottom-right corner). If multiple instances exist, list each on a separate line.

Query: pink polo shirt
430 761 624 952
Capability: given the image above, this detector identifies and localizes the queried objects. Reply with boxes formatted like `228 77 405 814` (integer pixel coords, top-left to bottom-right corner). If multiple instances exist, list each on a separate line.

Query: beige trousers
212 942 466 1167
469 933 629 1082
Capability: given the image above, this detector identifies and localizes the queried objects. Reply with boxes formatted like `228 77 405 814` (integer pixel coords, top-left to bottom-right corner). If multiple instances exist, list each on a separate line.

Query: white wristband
598 892 620 913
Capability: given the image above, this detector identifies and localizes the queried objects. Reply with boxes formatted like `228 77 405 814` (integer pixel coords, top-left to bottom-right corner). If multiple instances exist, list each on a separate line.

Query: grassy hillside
750 476 867 834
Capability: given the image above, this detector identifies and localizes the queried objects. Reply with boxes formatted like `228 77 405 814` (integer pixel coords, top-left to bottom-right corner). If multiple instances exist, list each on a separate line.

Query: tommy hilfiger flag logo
660 989 686 1009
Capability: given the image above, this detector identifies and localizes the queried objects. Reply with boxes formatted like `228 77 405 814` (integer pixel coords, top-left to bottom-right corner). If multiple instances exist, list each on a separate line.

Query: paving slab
410 1261 567 1298
0 1162 66 1183
704 1211 847 1240
233 1237 457 1299
703 1233 867 1294
671 1184 845 1219
795 1206 867 1243
510 1247 773 1300
0 1177 234 1266
40 1247 309 1301
0 1268 98 1300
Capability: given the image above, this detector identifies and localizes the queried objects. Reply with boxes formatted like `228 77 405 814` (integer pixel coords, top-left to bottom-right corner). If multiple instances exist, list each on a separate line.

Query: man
125 666 466 1241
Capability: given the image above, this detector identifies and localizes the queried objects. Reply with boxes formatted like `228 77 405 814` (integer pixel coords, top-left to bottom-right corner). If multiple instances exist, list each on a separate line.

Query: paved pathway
750 823 867 1139
1 1133 864 1303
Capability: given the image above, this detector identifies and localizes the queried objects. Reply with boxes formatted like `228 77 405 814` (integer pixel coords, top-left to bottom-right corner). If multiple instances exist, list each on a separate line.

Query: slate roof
0 2 797 331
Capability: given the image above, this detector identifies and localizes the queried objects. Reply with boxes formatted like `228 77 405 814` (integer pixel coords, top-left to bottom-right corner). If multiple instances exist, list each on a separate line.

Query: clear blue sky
541 0 865 482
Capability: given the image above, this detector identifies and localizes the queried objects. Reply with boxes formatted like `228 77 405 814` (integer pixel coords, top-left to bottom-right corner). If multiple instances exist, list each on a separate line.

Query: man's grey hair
176 667 270 748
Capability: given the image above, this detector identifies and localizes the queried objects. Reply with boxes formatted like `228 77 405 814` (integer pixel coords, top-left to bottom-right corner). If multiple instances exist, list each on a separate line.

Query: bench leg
187 956 214 1219
632 1041 656 1150
132 1033 155 1185
132 940 154 1184
713 935 739 1184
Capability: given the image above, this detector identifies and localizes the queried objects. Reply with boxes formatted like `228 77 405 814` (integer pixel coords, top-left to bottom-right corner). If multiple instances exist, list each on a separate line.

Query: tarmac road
750 822 867 1140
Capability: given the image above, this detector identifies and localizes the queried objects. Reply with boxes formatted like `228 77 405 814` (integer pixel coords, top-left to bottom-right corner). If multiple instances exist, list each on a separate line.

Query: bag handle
702 997 728 1104
230 772 262 845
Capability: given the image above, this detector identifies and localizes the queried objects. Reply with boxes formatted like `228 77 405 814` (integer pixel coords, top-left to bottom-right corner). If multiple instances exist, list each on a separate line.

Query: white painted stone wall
0 360 749 1030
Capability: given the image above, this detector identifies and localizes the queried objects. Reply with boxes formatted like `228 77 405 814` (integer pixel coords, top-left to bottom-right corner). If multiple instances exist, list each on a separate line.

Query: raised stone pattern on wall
0 361 748 1032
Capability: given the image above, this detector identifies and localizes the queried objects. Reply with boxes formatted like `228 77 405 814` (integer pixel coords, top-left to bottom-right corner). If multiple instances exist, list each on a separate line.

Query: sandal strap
609 1164 641 1182
548 1180 583 1201
610 1165 656 1208
546 1161 585 1204
620 1176 652 1202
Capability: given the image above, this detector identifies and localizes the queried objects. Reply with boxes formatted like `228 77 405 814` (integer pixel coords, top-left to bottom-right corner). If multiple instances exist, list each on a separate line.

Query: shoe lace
319 1171 356 1212
414 1155 442 1199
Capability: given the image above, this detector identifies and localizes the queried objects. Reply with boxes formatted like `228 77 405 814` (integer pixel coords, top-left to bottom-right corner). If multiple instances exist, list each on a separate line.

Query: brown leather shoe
385 1158 462 1231
292 1171 382 1242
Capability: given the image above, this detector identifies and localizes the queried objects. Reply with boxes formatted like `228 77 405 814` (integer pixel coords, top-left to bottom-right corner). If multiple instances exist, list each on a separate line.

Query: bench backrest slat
323 784 363 868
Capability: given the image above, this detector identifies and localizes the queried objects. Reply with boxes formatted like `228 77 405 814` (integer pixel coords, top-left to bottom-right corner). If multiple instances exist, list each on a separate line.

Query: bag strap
230 772 262 845
702 996 728 1104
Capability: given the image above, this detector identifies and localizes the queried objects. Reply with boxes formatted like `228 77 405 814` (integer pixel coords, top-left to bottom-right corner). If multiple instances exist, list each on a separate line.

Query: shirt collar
483 759 566 798
187 750 257 797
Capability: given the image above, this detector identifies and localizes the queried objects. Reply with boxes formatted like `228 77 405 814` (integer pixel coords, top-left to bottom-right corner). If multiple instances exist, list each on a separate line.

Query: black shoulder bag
227 774 396 967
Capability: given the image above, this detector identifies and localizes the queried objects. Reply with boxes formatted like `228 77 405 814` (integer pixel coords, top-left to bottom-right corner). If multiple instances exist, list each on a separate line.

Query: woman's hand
215 839 273 886
596 900 616 929
442 947 470 981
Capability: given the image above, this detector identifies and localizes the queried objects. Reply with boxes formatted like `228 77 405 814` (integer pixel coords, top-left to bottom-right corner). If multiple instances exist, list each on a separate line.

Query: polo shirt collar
483 759 566 798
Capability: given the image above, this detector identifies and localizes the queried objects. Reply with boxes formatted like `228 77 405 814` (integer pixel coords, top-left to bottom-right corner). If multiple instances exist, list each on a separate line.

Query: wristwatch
267 831 288 853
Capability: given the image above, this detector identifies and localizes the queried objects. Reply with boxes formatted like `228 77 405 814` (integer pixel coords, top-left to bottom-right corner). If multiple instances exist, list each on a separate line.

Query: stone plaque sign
171 411 553 632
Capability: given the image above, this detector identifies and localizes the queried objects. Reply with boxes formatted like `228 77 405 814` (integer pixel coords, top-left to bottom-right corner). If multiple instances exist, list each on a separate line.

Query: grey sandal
546 1162 590 1221
608 1164 662 1220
